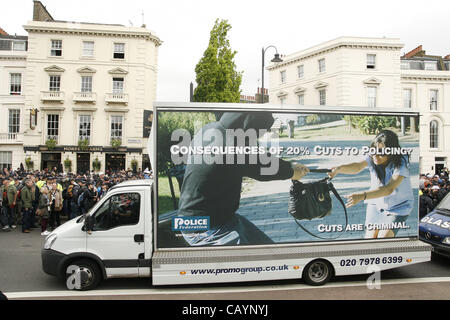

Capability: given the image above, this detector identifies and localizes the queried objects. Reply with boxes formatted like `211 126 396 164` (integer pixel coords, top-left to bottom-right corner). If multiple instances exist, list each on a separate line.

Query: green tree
157 112 216 174
344 115 398 135
193 19 242 103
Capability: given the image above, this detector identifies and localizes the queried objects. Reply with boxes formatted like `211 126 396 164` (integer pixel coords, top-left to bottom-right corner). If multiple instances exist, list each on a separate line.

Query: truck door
86 190 145 278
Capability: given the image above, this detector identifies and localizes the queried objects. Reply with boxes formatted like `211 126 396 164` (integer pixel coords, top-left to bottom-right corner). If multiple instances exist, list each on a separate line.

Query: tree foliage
193 19 242 103
344 115 398 135
157 112 216 174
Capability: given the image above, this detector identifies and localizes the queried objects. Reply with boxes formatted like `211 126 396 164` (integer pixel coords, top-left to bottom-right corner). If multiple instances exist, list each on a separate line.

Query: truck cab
42 180 153 290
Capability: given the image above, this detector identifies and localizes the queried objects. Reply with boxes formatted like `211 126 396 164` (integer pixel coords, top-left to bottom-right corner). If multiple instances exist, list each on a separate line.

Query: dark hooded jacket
178 112 293 227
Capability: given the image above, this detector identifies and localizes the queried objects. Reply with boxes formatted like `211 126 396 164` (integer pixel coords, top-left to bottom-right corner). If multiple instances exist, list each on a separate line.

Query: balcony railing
0 132 23 144
41 91 65 103
73 92 97 104
105 92 128 105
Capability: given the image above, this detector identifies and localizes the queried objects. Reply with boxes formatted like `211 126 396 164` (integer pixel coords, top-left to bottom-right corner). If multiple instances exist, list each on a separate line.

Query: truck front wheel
302 259 333 286
65 259 102 291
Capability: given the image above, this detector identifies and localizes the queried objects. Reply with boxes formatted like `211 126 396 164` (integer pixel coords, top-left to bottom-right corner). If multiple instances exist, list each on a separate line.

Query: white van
42 103 432 290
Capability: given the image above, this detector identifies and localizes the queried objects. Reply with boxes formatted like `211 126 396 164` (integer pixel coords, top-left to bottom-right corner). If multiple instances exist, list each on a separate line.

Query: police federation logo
172 216 210 231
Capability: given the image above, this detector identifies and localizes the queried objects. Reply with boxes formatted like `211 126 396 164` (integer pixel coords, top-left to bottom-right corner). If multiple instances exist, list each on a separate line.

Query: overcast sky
2 0 449 101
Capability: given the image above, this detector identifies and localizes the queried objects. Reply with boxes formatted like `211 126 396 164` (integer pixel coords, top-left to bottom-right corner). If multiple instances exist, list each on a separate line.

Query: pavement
0 218 73 293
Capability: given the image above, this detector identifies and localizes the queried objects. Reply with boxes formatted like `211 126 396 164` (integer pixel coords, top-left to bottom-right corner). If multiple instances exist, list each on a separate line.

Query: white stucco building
21 1 161 173
401 45 450 174
268 37 450 174
0 32 28 170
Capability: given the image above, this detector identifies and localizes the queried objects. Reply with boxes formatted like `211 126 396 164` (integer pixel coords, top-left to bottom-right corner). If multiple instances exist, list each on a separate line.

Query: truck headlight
44 234 57 250
443 237 450 245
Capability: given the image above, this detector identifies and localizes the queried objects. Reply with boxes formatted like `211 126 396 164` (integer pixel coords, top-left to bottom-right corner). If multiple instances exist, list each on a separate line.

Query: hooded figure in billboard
177 112 309 246
328 130 414 238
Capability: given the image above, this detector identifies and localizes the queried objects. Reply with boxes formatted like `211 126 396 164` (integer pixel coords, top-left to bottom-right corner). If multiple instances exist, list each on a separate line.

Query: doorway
41 153 62 172
106 154 126 173
77 153 90 174
435 157 447 175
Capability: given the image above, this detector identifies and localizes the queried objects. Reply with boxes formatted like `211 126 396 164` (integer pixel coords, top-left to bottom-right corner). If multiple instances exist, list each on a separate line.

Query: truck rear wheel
65 259 102 291
302 259 333 286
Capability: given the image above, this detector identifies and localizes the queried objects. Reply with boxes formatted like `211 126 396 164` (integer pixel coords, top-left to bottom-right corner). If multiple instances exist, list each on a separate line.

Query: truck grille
420 231 442 243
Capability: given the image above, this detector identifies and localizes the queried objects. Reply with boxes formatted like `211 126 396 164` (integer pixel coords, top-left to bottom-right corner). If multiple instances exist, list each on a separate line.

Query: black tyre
302 259 333 286
65 259 102 291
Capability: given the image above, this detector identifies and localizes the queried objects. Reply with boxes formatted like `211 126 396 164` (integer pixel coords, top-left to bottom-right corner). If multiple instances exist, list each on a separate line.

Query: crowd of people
419 168 450 218
0 167 153 235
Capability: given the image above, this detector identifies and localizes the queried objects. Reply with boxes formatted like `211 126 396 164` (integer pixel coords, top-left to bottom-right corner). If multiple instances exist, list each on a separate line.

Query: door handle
134 234 144 243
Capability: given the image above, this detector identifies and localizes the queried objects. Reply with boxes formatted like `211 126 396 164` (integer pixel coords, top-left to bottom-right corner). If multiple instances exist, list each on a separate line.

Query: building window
430 120 439 149
403 89 412 109
367 86 377 107
298 93 304 105
424 61 437 71
10 73 22 95
79 115 91 143
319 89 326 105
318 58 326 73
12 40 26 51
280 70 287 83
430 90 438 110
50 40 62 57
297 65 304 78
0 40 26 51
0 151 12 170
113 43 125 59
82 41 94 57
47 114 59 141
367 54 376 69
110 115 123 142
81 76 93 93
49 75 61 91
113 77 124 94
8 109 20 134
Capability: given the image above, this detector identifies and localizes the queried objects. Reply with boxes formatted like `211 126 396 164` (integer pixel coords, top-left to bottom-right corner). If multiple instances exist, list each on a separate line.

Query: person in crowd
80 182 96 214
32 175 40 229
38 186 51 236
6 176 18 230
49 181 63 231
430 185 441 207
20 179 35 233
0 178 11 232
77 180 89 215
419 188 435 219
70 179 82 219
99 183 109 199
36 175 47 190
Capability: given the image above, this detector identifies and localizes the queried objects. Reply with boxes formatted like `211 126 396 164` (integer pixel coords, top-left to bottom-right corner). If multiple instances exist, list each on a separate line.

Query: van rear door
86 188 145 278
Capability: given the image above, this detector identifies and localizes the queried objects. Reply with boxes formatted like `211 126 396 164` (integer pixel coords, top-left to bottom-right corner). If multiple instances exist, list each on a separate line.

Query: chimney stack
33 1 54 22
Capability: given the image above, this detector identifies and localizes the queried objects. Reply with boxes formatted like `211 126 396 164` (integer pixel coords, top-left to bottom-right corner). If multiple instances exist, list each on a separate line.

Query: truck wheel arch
60 253 107 280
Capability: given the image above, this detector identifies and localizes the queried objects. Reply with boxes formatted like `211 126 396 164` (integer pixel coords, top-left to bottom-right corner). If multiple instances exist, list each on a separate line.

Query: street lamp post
261 46 283 103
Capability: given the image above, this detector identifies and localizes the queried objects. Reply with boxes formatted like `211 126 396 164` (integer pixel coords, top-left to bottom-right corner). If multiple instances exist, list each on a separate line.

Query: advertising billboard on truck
155 106 420 248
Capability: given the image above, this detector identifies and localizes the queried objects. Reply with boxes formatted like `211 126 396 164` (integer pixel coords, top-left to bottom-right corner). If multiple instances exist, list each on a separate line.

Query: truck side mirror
85 215 94 232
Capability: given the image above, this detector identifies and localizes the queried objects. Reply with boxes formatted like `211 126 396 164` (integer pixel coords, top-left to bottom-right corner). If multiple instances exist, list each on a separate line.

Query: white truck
41 102 431 290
